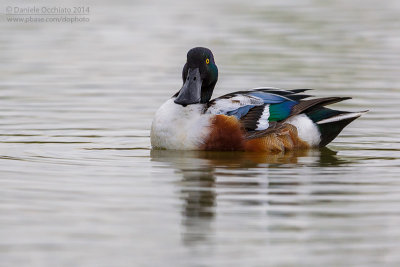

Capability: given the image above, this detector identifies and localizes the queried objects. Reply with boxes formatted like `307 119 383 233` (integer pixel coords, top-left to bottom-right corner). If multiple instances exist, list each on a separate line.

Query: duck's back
203 88 365 151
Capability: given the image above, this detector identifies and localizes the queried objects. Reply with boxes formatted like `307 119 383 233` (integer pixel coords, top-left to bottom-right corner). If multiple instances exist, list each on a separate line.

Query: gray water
1 0 400 266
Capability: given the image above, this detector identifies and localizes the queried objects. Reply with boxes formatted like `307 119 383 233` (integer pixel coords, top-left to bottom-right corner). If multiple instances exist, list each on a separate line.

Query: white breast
150 99 213 150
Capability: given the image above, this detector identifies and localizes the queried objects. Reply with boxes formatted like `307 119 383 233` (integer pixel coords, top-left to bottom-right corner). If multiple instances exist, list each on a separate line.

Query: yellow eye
206 58 210 64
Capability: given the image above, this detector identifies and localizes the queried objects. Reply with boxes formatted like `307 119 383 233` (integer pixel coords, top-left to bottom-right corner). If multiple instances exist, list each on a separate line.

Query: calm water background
1 0 400 266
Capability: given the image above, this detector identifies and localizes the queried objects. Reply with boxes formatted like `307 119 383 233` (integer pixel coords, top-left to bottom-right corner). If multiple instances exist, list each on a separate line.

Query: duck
151 47 366 152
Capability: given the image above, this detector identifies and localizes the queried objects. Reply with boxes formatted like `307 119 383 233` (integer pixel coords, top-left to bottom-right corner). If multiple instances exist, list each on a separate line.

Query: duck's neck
175 101 208 115
200 83 216 104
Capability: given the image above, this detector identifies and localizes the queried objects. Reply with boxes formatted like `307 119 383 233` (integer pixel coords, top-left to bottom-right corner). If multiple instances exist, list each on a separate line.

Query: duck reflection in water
151 147 343 169
151 148 345 245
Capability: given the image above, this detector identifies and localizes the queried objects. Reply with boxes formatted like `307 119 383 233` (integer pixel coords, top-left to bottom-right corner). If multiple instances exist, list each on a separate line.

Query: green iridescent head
174 47 218 106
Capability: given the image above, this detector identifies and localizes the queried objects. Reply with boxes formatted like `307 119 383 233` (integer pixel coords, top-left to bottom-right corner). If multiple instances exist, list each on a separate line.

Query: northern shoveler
151 47 366 152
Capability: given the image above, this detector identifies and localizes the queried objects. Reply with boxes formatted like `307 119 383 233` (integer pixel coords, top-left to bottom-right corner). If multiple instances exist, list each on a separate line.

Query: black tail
307 108 367 147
